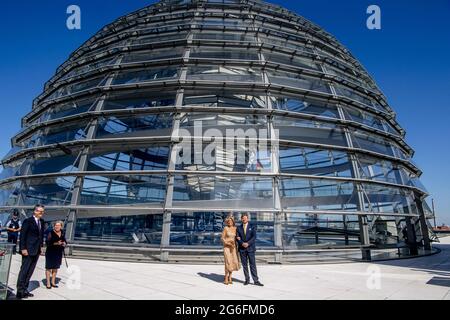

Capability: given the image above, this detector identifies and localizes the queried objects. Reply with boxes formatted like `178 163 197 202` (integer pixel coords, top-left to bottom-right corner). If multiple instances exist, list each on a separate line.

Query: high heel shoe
51 284 59 288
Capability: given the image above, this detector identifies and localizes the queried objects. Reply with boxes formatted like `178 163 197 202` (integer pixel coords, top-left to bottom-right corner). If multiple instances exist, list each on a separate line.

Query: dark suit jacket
19 216 45 256
236 223 257 252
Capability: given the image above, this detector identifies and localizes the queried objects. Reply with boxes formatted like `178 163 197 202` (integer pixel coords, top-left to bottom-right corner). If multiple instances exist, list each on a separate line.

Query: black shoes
15 292 26 299
244 280 264 286
16 290 34 299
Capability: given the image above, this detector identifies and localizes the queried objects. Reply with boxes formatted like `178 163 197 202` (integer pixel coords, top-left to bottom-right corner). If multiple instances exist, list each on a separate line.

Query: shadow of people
27 280 40 292
197 272 244 284
41 277 62 287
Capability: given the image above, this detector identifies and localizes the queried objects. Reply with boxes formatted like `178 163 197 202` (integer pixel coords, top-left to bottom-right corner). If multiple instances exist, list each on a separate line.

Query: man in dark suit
16 204 45 299
236 213 263 286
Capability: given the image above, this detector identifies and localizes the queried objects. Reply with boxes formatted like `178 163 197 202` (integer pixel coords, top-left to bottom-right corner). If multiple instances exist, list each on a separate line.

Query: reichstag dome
0 0 436 262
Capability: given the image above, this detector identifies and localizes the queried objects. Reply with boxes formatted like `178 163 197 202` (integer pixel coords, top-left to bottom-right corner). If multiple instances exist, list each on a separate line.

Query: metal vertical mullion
332 82 371 260
414 193 431 251
160 71 186 261
393 164 418 251
257 20 282 262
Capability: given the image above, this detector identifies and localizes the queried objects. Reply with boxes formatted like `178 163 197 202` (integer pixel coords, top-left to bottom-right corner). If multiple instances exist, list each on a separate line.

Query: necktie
244 224 247 237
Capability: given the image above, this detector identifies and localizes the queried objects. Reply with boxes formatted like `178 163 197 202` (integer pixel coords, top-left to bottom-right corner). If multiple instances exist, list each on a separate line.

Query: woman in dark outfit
45 221 67 289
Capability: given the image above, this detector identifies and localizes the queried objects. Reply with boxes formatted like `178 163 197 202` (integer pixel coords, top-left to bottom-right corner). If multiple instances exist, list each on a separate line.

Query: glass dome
0 0 434 262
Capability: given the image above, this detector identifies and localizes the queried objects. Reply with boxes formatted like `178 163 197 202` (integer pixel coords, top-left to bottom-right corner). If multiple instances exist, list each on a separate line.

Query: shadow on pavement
40 277 62 287
28 280 40 292
372 241 450 288
197 272 245 284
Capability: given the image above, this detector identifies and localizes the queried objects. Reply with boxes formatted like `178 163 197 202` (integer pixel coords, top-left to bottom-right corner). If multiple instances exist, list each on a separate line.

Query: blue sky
0 0 449 224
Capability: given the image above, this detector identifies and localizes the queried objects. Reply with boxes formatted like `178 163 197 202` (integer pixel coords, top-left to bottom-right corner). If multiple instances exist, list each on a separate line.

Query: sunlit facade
0 0 435 262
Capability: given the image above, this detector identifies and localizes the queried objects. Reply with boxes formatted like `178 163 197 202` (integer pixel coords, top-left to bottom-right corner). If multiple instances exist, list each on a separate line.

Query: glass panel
171 175 274 209
190 47 259 60
81 175 167 205
18 176 75 206
95 113 174 138
351 131 408 159
87 145 170 171
0 158 28 180
334 85 385 112
367 215 407 247
267 69 331 94
15 131 41 149
183 92 266 109
0 181 21 207
137 24 191 38
280 177 358 211
361 183 417 215
279 145 352 177
179 112 267 128
400 168 427 192
281 213 361 248
75 214 163 245
326 65 372 90
356 155 417 187
263 51 320 71
343 106 401 136
170 212 228 245
269 94 339 118
60 56 117 81
132 32 189 45
272 116 347 146
195 18 250 27
37 121 90 146
193 32 256 42
170 211 274 246
103 93 176 111
122 47 185 63
31 98 96 124
44 76 106 102
259 35 314 54
82 39 128 59
187 65 263 83
175 140 272 173
28 153 80 175
112 67 178 85
343 106 385 131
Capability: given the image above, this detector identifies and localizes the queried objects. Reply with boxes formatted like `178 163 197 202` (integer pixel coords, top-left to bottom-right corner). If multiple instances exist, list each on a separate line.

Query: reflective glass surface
81 175 166 205
281 213 361 248
75 214 163 244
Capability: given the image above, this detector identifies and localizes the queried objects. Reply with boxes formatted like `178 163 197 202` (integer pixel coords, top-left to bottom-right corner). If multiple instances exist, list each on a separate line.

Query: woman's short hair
54 220 64 229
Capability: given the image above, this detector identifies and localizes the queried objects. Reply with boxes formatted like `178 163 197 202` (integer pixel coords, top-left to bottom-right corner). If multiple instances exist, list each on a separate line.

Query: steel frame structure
0 0 434 262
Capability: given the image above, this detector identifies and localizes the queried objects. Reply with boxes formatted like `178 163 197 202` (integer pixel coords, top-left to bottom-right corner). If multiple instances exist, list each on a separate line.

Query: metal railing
0 243 14 300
